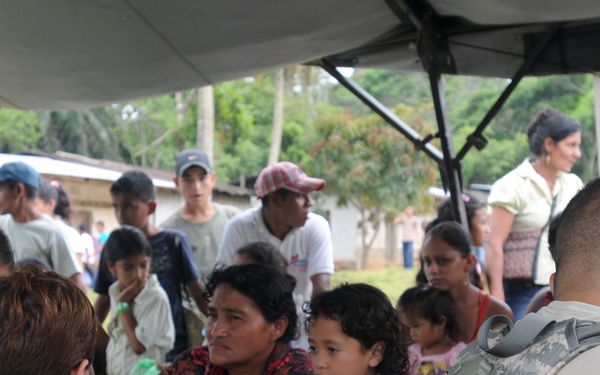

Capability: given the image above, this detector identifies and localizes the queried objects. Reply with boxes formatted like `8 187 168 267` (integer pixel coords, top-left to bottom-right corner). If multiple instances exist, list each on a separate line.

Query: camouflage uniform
447 301 600 374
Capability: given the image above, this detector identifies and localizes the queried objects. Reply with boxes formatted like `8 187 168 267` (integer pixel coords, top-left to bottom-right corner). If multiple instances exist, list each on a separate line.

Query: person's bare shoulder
486 294 514 321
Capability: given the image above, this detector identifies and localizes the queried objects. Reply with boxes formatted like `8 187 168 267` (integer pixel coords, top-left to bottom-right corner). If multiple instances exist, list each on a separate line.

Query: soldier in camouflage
449 178 600 374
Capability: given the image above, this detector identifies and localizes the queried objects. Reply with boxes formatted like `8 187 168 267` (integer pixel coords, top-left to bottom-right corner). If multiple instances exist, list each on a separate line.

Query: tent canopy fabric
2 0 600 110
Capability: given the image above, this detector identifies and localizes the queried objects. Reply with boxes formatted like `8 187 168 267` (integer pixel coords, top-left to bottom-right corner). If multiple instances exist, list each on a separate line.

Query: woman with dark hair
162 263 312 375
417 193 490 289
487 108 583 320
421 221 512 343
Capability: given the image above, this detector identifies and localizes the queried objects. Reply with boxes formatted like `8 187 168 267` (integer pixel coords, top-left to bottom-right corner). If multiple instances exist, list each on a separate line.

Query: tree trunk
384 217 397 267
355 208 382 271
268 68 284 165
197 86 215 164
360 214 381 270
175 91 187 125
356 209 367 271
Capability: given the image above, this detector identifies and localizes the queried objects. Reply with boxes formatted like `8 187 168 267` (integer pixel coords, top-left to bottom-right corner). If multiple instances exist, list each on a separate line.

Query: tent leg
428 67 468 225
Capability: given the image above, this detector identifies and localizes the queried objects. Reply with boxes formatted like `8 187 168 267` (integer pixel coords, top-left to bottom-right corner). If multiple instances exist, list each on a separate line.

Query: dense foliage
0 68 595 197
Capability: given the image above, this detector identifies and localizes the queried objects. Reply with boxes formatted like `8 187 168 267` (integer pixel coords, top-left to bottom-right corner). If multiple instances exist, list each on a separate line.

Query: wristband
116 301 130 317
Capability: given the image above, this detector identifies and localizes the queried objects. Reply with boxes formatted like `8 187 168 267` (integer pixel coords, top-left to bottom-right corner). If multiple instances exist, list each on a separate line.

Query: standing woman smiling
487 108 583 320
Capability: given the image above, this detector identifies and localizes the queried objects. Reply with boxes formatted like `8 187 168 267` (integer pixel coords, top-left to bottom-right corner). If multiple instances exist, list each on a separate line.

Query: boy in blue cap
0 161 86 291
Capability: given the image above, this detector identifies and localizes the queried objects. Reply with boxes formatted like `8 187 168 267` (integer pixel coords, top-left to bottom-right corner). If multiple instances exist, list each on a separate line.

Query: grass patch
331 267 418 305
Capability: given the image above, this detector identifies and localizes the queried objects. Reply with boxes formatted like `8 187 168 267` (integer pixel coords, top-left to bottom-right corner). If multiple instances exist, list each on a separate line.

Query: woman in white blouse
487 108 583 320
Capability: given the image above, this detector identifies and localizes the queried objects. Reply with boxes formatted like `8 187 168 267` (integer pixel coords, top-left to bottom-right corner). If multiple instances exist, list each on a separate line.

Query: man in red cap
216 162 334 300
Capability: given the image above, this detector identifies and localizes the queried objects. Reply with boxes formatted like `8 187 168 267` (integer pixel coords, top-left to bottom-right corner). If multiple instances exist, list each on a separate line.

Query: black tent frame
318 2 563 225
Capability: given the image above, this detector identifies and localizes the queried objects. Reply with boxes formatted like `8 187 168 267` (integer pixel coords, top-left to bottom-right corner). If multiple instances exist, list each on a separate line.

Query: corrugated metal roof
0 153 175 188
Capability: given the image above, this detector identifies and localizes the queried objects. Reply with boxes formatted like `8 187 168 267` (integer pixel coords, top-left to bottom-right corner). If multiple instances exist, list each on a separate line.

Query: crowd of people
0 107 597 375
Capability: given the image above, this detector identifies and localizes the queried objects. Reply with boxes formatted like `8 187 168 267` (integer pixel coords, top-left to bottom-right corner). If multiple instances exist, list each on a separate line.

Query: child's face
308 316 381 375
469 207 490 247
108 254 150 290
111 193 151 229
406 315 445 350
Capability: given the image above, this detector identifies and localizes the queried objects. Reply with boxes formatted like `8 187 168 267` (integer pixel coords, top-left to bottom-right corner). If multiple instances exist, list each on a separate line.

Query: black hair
4 180 37 201
548 212 562 262
305 283 410 375
78 223 87 232
53 184 72 220
434 193 486 233
204 263 298 343
0 229 14 271
103 225 152 264
425 221 472 258
110 171 155 203
554 178 600 294
397 286 463 343
236 242 288 274
260 188 291 207
37 179 58 204
526 108 581 156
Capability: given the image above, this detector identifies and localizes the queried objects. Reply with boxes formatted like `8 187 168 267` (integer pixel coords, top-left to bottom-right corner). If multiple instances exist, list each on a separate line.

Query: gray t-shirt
160 202 240 279
0 214 80 278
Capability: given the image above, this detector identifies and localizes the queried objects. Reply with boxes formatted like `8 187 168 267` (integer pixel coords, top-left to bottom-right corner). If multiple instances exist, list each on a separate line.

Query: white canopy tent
2 0 599 221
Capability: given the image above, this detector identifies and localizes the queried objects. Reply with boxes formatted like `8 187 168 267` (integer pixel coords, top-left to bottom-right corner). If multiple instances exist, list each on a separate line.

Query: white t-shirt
80 231 95 265
216 206 334 300
0 214 80 278
54 219 85 272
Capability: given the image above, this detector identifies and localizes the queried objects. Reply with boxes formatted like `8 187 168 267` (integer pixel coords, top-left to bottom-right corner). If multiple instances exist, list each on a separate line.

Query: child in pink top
398 286 466 375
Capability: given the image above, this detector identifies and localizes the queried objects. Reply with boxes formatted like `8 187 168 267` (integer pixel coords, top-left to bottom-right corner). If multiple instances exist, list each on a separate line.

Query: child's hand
117 280 144 303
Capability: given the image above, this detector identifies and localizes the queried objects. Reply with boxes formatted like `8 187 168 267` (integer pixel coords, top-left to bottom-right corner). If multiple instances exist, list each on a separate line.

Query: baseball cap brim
177 162 211 177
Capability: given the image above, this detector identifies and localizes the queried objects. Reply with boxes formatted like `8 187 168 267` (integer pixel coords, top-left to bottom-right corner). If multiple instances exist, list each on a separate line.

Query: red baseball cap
255 162 326 199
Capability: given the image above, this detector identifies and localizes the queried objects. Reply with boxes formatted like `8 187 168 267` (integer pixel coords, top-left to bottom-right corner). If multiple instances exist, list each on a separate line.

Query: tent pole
455 24 561 161
428 67 468 225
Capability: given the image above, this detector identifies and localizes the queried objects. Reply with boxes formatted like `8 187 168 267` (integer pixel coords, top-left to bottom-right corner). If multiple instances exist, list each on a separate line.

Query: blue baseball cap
0 161 40 189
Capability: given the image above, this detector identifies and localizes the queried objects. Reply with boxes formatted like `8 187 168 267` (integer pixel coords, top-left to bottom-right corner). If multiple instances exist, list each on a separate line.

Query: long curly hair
305 283 410 375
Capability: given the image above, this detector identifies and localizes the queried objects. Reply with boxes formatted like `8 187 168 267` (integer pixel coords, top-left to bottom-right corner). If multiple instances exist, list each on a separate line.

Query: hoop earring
545 154 551 167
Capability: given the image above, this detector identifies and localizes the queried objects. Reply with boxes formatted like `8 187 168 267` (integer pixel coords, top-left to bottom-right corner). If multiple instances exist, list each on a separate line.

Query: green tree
307 103 438 269
0 109 44 153
41 108 119 159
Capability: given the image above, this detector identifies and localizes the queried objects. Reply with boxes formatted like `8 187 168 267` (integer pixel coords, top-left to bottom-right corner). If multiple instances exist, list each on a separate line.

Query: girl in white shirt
105 225 174 375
